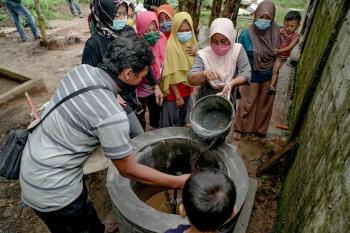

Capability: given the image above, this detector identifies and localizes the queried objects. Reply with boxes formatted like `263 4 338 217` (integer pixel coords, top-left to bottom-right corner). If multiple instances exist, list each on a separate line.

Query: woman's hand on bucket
217 84 232 100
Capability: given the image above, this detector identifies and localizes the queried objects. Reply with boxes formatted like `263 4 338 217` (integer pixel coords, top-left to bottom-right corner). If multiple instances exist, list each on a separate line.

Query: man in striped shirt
20 33 189 233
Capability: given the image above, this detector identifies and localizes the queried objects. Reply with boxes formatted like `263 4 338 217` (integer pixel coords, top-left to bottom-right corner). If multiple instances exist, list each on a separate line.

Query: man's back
20 64 132 212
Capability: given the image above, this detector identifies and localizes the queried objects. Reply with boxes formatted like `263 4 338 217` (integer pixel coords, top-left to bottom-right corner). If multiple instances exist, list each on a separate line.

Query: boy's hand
273 48 280 55
175 96 185 108
185 45 198 56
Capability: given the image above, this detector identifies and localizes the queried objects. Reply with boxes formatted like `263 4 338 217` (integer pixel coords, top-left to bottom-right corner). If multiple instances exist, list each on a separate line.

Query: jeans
5 0 40 41
66 0 82 15
34 184 105 233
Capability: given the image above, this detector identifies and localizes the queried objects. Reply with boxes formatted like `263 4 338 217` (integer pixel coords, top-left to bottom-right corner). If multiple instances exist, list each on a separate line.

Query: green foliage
21 0 68 20
21 0 92 21
0 13 7 22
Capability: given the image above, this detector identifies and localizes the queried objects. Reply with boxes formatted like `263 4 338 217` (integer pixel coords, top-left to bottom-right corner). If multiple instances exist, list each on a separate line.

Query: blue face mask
112 17 127 31
159 20 172 33
176 31 192 43
254 19 272 30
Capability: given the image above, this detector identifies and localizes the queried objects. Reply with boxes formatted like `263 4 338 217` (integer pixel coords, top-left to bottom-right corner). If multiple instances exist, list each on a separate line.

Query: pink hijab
197 18 242 90
136 11 167 81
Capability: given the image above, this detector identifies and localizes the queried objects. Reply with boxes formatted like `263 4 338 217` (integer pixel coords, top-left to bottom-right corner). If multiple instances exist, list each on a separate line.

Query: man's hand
204 70 221 81
117 95 127 108
154 85 163 106
176 174 191 189
175 96 185 108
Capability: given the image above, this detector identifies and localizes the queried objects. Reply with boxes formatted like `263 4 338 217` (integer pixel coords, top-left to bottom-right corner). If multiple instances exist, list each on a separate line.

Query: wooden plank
256 139 299 176
0 67 30 83
233 178 258 233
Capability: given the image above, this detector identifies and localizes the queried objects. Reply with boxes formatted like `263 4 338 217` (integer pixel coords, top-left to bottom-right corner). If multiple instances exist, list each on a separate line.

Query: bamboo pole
33 0 48 45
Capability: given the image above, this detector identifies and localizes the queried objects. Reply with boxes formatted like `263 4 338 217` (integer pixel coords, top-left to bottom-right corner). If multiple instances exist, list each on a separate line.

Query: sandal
232 131 241 141
267 87 276 95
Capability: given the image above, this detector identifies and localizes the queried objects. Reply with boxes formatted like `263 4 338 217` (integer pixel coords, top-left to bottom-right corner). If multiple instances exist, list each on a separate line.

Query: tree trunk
178 0 184 11
33 0 48 45
222 0 241 26
209 0 223 26
183 0 203 35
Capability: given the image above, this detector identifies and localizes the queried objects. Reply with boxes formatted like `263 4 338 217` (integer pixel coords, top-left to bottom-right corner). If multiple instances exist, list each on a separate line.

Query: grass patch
21 0 91 21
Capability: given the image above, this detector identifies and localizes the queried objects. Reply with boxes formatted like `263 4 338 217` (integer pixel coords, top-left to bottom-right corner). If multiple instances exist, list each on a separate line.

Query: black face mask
97 64 141 111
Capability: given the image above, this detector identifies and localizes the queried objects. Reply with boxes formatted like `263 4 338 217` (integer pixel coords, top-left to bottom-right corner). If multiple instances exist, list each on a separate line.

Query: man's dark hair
102 32 154 75
285 11 301 22
182 168 236 232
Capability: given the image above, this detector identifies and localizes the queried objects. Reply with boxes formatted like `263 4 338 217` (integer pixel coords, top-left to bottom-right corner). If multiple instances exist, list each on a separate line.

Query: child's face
127 7 134 19
178 20 191 33
159 12 171 23
115 4 127 20
284 20 300 34
146 21 158 33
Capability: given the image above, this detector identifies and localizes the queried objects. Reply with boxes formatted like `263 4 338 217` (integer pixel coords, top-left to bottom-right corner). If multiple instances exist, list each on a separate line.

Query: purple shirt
165 224 191 233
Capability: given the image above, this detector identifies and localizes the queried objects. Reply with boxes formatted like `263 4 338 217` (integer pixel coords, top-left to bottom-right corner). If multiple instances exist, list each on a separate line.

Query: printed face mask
144 31 160 46
211 44 231 56
176 31 192 43
112 16 127 31
159 20 172 32
254 19 272 30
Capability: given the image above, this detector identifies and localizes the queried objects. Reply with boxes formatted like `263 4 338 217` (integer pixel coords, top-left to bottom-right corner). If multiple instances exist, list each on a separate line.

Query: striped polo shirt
20 64 132 212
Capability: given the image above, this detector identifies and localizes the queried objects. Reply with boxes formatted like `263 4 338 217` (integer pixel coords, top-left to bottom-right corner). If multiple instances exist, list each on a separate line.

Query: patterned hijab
91 0 128 38
248 0 279 70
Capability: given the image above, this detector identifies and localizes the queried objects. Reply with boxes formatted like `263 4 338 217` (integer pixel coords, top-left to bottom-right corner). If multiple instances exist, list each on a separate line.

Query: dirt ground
0 3 292 233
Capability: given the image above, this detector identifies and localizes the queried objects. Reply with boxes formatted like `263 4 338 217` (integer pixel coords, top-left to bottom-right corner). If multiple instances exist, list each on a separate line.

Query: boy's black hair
284 10 302 22
101 32 154 75
182 168 236 232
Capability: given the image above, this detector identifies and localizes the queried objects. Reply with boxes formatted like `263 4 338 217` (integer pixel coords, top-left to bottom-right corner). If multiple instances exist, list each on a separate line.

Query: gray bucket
190 95 234 143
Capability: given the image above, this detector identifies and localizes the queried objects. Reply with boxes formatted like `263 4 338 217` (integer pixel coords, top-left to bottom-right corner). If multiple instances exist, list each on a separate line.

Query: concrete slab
233 178 258 233
0 78 46 106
